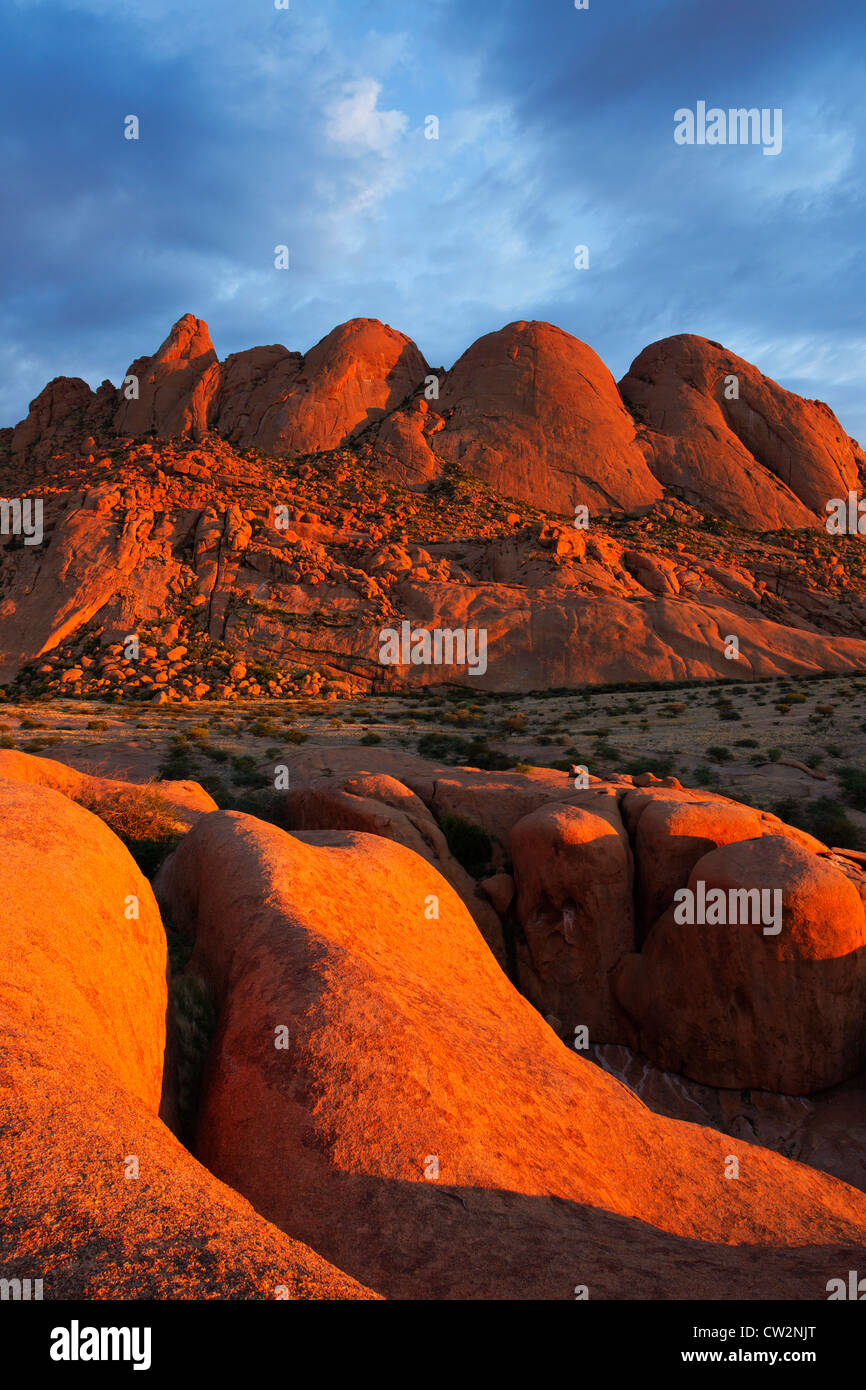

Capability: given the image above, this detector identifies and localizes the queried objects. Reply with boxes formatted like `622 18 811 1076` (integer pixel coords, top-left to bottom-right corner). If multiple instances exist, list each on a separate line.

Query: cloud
0 0 863 444
324 78 409 154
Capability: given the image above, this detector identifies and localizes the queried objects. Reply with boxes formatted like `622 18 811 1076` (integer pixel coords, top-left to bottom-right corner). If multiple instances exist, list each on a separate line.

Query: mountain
1 313 864 694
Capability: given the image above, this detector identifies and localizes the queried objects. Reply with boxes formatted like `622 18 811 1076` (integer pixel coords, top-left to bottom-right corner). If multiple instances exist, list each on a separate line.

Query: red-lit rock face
620 334 866 528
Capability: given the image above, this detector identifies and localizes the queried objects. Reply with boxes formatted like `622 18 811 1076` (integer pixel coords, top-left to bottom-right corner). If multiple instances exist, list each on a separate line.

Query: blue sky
2 0 864 440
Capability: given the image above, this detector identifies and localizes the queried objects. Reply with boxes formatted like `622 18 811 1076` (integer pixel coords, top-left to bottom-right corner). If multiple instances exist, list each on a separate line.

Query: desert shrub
838 766 866 811
74 783 182 877
443 707 479 728
629 754 675 777
766 747 783 762
439 813 493 877
219 787 281 823
592 741 621 763
230 754 261 786
693 764 720 787
283 728 308 744
202 744 229 763
502 713 527 732
705 745 733 762
717 708 742 721
249 717 279 738
86 719 109 731
773 796 865 850
416 731 511 770
360 732 381 745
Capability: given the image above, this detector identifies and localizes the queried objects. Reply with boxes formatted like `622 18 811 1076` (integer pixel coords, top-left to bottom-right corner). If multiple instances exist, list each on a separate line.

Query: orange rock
0 779 373 1299
620 334 865 527
221 319 428 455
431 321 663 515
114 313 219 442
157 811 866 1299
278 772 506 965
614 835 866 1092
511 792 635 1040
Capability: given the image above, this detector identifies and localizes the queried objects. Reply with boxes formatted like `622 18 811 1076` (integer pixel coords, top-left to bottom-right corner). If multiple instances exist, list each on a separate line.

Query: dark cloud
1 0 863 442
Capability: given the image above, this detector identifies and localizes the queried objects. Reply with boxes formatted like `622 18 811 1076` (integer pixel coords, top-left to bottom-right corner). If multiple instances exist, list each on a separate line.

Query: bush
416 732 512 770
230 754 261 786
838 766 866 811
74 784 182 877
693 764 720 787
439 812 493 877
705 745 733 762
502 713 527 733
249 717 279 738
359 732 382 745
773 796 865 850
629 754 675 777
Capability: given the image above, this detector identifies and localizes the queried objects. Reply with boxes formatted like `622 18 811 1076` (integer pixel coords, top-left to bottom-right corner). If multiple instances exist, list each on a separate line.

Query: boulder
614 835 866 1092
277 771 506 964
620 335 865 528
0 778 372 1299
510 792 635 1039
623 786 828 940
11 377 95 454
222 318 428 454
156 810 866 1299
0 748 216 829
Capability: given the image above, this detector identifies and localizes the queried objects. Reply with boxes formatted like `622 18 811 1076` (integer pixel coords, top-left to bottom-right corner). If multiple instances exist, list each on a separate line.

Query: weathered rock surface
431 320 664 515
0 777 373 1299
621 786 826 941
591 1042 866 1198
510 791 635 1038
614 835 866 1093
218 318 428 455
0 747 216 827
620 334 866 528
277 771 506 964
114 313 220 442
156 809 866 1300
4 313 866 693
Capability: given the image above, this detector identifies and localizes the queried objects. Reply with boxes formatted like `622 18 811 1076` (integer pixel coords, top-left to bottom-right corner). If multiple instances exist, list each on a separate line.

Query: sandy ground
1 669 864 841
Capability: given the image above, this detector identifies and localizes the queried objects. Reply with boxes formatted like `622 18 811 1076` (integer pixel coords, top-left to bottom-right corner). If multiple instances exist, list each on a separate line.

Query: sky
1 0 864 440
